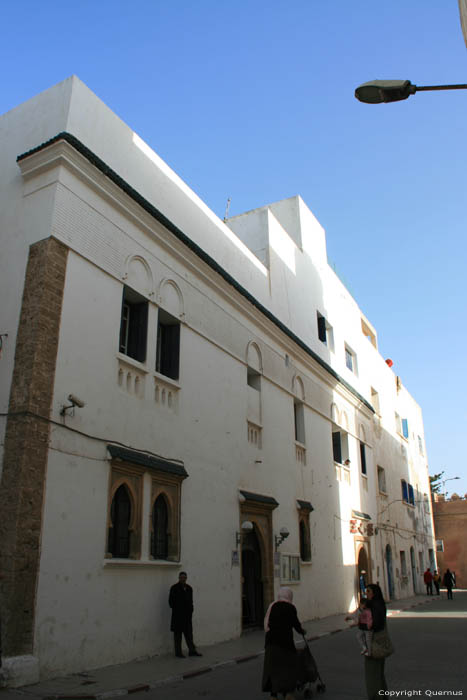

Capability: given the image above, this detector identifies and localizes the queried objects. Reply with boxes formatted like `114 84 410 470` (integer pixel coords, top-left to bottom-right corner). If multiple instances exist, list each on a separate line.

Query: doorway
241 526 264 628
385 545 395 599
357 547 369 599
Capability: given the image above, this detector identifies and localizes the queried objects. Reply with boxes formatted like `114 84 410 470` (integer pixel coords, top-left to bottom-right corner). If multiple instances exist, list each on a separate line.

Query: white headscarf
263 587 294 631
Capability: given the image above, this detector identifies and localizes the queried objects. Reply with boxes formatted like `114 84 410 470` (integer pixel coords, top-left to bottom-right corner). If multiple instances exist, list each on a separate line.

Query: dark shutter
402 418 409 439
317 315 327 343
299 520 311 561
119 298 130 353
360 442 367 475
159 322 180 379
128 301 148 362
408 484 414 505
332 431 342 463
401 480 408 503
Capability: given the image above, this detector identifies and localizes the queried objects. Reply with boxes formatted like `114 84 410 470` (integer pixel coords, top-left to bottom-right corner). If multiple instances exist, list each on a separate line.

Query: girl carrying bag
371 624 394 659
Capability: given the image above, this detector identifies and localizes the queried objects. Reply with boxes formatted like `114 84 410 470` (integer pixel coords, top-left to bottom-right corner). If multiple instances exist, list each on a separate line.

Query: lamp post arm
415 83 467 92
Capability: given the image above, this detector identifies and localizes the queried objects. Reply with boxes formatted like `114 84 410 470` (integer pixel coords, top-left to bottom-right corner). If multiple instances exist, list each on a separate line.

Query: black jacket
169 582 194 632
265 601 305 651
443 571 454 588
367 598 386 632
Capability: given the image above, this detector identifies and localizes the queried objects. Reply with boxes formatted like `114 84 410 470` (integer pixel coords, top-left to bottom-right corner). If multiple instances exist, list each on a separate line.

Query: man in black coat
443 569 455 600
169 572 202 658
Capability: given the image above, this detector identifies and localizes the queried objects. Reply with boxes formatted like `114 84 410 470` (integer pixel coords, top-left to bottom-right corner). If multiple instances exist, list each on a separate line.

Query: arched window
109 485 132 558
151 494 169 559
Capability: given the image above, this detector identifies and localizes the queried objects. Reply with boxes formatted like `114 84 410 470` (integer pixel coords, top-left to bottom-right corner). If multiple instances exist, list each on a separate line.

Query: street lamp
441 476 460 498
355 79 467 104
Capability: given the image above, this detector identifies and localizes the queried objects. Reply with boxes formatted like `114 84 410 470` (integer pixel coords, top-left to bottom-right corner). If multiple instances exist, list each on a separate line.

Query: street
127 592 467 699
1 592 466 700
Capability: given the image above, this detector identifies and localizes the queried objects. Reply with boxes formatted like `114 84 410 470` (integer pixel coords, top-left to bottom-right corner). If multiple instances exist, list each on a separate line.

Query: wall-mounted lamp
60 393 86 416
236 520 254 547
275 526 290 550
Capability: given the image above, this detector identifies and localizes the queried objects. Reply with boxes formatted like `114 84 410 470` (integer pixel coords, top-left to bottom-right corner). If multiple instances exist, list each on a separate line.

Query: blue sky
2 1 466 497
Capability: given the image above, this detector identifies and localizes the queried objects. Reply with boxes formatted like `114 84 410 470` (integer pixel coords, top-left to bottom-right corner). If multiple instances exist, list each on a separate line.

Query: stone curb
20 598 437 699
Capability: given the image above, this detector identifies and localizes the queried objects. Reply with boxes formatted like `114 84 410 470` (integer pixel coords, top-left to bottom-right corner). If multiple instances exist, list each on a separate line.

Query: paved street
1 592 466 700
124 591 467 699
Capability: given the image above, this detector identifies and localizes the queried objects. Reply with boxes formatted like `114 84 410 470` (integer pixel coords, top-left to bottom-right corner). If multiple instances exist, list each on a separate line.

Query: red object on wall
385 358 394 367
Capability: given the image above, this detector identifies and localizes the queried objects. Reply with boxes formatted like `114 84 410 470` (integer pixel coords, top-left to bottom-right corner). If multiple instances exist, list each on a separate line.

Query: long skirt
262 643 298 695
364 656 387 700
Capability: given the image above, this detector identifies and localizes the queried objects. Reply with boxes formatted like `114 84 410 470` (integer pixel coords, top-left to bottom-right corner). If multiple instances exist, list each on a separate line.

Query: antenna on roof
223 197 231 222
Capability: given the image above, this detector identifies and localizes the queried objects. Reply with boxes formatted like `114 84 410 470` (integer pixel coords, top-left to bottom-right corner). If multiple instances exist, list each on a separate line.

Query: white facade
0 77 436 685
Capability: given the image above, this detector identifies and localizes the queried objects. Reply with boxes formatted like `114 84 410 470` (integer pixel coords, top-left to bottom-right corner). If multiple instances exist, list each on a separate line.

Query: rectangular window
401 480 409 503
156 309 180 380
371 387 380 414
436 539 444 552
294 401 305 444
332 431 342 463
395 413 409 438
377 466 387 493
119 287 148 363
281 554 301 583
345 344 357 374
317 312 334 351
317 312 327 343
332 430 349 464
408 483 415 505
360 442 367 476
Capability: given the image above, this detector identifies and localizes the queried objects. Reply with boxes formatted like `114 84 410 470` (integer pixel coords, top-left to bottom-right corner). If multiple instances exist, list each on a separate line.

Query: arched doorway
241 526 264 628
385 545 395 599
357 547 369 599
410 546 417 593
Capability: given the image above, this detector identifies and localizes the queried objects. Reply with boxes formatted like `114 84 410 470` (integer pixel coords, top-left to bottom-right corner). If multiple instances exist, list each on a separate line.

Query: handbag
371 624 394 659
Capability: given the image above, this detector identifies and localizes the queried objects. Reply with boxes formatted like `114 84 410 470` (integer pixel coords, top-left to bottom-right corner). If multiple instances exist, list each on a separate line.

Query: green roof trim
240 490 279 507
107 444 188 478
297 499 314 512
17 133 374 414
352 509 371 521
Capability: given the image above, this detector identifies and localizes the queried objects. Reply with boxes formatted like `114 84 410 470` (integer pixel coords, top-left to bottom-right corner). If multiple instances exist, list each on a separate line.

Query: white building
0 77 436 686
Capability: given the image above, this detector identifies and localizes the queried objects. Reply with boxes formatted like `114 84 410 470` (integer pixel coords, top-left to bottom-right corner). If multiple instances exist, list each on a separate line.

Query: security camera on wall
68 394 85 408
60 393 86 415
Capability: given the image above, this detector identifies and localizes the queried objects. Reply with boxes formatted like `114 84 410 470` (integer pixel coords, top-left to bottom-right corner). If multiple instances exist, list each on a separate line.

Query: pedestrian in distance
443 569 455 600
345 597 373 655
168 571 202 658
432 570 441 596
359 569 367 598
262 586 306 700
364 583 389 700
423 568 433 595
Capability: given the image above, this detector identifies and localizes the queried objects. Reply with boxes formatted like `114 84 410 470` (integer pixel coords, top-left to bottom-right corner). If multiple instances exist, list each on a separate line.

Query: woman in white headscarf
261 587 306 700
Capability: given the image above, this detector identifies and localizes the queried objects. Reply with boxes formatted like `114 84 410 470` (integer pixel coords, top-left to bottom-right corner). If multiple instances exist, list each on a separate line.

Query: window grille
151 494 169 559
109 485 131 558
